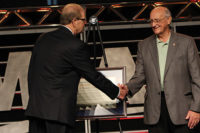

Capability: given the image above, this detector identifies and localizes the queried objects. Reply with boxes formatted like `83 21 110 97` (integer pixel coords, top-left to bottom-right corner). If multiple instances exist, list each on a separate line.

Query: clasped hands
117 84 129 100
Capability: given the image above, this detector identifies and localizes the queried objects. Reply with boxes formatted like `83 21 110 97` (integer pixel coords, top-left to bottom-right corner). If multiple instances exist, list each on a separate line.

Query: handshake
117 84 129 100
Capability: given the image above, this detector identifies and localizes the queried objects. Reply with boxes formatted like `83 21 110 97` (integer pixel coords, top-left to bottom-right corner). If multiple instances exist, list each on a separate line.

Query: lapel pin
173 43 176 47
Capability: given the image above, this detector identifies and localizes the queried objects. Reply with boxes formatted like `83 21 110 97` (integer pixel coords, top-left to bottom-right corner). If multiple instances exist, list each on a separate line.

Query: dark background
0 0 189 8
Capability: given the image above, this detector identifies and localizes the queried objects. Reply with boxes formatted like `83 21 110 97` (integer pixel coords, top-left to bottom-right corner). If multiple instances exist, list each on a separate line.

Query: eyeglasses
77 18 87 22
148 17 167 24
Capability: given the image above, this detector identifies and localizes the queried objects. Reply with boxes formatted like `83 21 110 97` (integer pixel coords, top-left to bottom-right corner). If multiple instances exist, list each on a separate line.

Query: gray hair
164 7 171 18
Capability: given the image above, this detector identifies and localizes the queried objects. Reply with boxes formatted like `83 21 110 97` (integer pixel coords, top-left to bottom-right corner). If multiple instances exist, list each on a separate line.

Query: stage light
0 10 7 14
190 0 199 2
154 2 164 6
36 8 51 12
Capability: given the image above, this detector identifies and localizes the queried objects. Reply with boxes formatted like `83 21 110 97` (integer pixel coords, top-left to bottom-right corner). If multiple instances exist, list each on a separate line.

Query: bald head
150 6 171 18
60 3 85 25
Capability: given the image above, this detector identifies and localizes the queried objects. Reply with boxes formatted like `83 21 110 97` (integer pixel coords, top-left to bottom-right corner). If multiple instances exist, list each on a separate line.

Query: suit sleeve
70 42 119 100
187 38 200 112
126 42 146 96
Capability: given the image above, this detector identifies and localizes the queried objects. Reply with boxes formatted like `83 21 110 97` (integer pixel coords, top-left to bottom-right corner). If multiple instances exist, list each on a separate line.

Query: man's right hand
117 84 128 100
185 110 200 129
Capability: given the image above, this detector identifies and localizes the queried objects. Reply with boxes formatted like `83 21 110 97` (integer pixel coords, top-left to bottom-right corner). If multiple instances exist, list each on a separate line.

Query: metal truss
0 1 199 28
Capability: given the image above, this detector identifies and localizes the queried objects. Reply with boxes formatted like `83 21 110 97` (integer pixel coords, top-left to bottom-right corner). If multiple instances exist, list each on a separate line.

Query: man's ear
168 16 172 25
71 18 77 26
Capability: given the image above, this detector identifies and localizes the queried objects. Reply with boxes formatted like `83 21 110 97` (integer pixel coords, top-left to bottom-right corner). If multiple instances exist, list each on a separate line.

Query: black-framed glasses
77 18 87 22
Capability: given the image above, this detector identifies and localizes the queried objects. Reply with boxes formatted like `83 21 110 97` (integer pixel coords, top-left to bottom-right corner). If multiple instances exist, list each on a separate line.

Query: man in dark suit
124 6 200 133
25 3 128 133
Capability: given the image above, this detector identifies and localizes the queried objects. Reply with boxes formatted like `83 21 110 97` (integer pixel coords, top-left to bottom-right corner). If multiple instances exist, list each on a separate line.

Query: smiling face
150 7 172 36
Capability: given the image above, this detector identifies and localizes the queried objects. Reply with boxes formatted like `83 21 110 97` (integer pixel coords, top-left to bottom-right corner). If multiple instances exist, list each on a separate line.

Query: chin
152 29 159 34
153 31 160 35
155 30 163 35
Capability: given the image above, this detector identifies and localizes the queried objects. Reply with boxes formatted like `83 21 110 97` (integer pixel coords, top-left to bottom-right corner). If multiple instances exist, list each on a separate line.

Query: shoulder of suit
173 32 194 41
144 34 155 42
36 27 85 48
140 32 194 44
41 26 72 37
42 27 83 41
138 34 155 46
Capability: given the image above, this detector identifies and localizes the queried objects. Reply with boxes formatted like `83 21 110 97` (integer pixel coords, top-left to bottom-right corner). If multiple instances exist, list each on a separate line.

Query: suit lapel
164 31 177 78
148 35 161 82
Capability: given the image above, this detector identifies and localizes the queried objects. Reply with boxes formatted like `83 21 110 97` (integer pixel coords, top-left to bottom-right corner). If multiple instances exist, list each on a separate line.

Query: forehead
80 9 86 17
150 8 165 19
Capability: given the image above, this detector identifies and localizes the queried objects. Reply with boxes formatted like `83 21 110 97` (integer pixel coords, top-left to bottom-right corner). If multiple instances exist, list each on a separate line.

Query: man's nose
151 22 157 27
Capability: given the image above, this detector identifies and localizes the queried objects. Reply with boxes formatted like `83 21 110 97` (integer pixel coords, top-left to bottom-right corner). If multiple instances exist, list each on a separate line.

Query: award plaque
77 67 127 119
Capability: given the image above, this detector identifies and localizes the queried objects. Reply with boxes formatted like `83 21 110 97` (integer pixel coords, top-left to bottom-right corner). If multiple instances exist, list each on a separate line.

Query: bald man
25 3 127 133
125 6 200 133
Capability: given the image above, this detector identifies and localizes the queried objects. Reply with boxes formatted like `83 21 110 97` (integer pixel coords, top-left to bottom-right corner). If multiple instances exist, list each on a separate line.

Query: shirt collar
156 33 171 45
62 25 73 34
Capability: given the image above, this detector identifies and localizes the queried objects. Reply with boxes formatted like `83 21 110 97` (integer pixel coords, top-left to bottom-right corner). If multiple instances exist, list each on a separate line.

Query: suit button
158 92 161 95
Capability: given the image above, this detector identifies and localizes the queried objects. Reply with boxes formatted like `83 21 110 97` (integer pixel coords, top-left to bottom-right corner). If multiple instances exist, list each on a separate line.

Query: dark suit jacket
25 26 119 127
127 31 200 125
